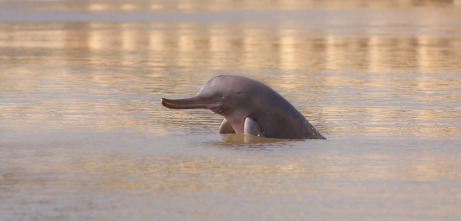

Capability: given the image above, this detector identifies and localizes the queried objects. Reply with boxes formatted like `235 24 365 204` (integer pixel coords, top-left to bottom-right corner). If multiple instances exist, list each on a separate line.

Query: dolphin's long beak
161 96 218 109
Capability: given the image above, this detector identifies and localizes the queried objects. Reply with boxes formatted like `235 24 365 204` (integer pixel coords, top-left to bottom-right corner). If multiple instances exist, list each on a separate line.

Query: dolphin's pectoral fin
244 116 266 137
218 119 235 134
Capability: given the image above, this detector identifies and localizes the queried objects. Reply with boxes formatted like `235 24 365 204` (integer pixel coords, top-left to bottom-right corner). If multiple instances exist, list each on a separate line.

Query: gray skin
161 75 325 139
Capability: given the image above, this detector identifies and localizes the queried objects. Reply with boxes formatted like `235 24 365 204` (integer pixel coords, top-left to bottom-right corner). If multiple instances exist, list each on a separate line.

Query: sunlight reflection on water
1 0 461 220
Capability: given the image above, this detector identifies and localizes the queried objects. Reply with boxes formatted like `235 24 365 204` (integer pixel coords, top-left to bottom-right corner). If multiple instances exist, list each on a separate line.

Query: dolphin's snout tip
160 98 168 107
161 98 181 109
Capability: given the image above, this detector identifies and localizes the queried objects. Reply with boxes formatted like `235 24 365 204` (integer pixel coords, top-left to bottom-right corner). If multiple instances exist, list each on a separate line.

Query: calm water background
1 0 461 220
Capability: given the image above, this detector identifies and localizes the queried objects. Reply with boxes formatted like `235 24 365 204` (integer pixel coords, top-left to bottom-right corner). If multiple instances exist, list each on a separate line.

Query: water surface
1 0 461 220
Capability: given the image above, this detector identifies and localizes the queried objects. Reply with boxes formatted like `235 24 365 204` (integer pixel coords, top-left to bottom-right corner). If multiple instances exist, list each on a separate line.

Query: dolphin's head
161 75 255 117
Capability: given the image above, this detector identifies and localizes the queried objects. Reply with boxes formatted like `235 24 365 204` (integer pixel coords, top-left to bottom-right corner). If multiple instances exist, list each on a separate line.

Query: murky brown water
1 0 461 220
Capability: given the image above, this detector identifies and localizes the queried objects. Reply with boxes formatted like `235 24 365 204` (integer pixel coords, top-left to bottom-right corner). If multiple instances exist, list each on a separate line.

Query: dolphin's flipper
218 119 235 134
244 117 266 137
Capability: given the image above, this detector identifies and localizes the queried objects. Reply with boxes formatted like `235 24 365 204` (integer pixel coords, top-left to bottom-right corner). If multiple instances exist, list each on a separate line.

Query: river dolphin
161 75 325 139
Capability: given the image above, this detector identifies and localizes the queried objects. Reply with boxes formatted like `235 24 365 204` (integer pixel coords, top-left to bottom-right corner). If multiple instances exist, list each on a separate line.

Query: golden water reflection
1 19 460 137
2 22 461 73
1 3 461 219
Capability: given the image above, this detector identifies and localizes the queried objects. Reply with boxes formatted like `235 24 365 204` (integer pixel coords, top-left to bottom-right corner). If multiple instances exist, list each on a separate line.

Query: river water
1 0 461 220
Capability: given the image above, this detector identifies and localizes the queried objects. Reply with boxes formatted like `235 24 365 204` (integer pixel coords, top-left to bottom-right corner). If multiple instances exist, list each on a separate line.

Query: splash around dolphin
161 75 325 139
